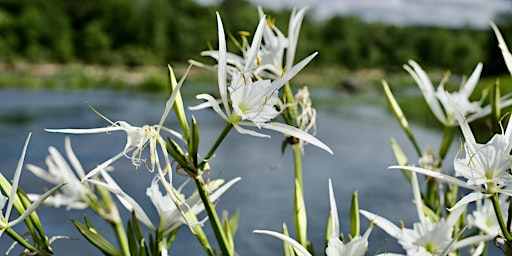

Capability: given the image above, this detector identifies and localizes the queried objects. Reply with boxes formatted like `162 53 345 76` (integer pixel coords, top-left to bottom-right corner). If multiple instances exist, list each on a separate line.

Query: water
0 88 451 255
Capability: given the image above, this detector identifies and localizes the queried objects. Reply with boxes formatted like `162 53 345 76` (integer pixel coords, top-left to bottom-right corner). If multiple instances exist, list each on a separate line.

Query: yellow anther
266 16 275 28
242 72 247 85
256 55 261 67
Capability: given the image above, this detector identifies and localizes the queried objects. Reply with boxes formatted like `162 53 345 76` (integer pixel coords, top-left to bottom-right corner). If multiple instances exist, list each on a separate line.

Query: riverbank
0 61 391 92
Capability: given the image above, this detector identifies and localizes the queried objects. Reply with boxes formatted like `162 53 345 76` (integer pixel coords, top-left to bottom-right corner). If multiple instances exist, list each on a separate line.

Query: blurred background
1 0 512 255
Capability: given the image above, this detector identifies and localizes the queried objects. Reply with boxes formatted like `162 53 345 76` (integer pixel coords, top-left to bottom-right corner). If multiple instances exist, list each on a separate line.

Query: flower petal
253 229 312 256
259 122 333 154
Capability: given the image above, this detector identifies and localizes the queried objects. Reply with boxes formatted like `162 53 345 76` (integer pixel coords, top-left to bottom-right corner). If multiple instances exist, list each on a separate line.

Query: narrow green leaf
165 137 192 171
491 79 502 133
382 80 421 156
390 138 411 182
126 219 138 256
222 211 235 255
71 217 123 256
282 224 294 256
228 209 240 237
324 213 332 251
189 115 200 167
168 65 190 138
350 191 360 239
294 178 307 247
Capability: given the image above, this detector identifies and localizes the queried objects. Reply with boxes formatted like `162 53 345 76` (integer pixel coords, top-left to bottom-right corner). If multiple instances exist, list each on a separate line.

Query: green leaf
350 191 360 239
294 178 307 247
189 115 200 167
165 137 192 171
382 80 421 156
71 216 123 256
390 138 411 183
222 211 235 255
168 65 190 138
282 224 294 256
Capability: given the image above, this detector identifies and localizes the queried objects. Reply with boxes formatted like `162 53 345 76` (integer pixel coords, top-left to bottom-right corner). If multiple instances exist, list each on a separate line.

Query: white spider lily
254 179 371 256
26 137 95 210
201 6 308 80
88 172 241 235
325 179 372 256
0 133 63 237
193 13 332 154
361 172 492 256
390 91 512 210
404 60 487 126
467 196 508 236
45 69 187 181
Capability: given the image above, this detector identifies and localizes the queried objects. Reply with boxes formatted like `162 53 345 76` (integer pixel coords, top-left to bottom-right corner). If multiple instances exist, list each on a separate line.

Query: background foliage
1 0 512 75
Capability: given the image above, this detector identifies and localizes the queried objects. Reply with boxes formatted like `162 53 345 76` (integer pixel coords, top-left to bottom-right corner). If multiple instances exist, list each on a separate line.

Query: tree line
0 0 510 75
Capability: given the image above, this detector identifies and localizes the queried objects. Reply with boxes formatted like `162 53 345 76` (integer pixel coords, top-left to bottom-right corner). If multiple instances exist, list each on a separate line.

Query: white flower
403 60 485 127
325 179 372 256
468 196 508 236
201 6 308 80
361 172 493 256
0 133 63 237
89 171 241 235
390 91 512 210
193 12 332 154
26 137 95 210
45 77 186 180
254 179 371 256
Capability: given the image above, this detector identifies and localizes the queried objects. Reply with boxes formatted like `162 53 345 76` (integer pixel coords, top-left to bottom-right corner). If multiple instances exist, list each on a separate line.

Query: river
0 87 455 255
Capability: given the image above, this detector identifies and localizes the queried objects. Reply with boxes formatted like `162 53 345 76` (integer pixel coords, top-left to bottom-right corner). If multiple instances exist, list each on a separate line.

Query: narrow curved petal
259 122 333 154
404 61 447 124
491 22 512 75
286 7 308 70
195 94 229 121
244 16 266 71
6 133 31 222
81 151 126 181
253 230 312 256
86 178 155 230
388 165 485 192
460 63 483 98
272 52 318 90
328 179 339 238
215 12 230 117
447 192 488 212
64 137 86 179
9 183 65 227
359 210 401 238
233 123 271 138
45 127 123 134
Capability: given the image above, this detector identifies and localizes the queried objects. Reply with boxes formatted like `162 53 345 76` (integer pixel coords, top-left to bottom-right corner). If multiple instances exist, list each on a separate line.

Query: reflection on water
0 88 452 255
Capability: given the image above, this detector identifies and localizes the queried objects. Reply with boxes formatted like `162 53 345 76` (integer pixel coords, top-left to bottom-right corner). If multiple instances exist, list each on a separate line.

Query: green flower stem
199 122 233 170
194 176 232 256
283 83 298 123
292 143 307 248
112 219 130 256
5 227 37 252
438 126 456 163
491 193 512 241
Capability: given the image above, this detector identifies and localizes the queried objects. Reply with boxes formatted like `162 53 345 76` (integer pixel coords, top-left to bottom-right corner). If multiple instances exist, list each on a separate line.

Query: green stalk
438 126 456 163
194 176 232 256
292 143 308 249
199 122 233 170
490 193 512 241
5 227 37 252
112 219 130 256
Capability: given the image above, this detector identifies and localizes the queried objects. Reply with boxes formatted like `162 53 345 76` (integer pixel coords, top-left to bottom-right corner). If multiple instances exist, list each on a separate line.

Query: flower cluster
6 4 512 256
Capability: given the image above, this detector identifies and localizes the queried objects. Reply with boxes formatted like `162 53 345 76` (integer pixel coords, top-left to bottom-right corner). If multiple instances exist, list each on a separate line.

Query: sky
197 0 512 28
